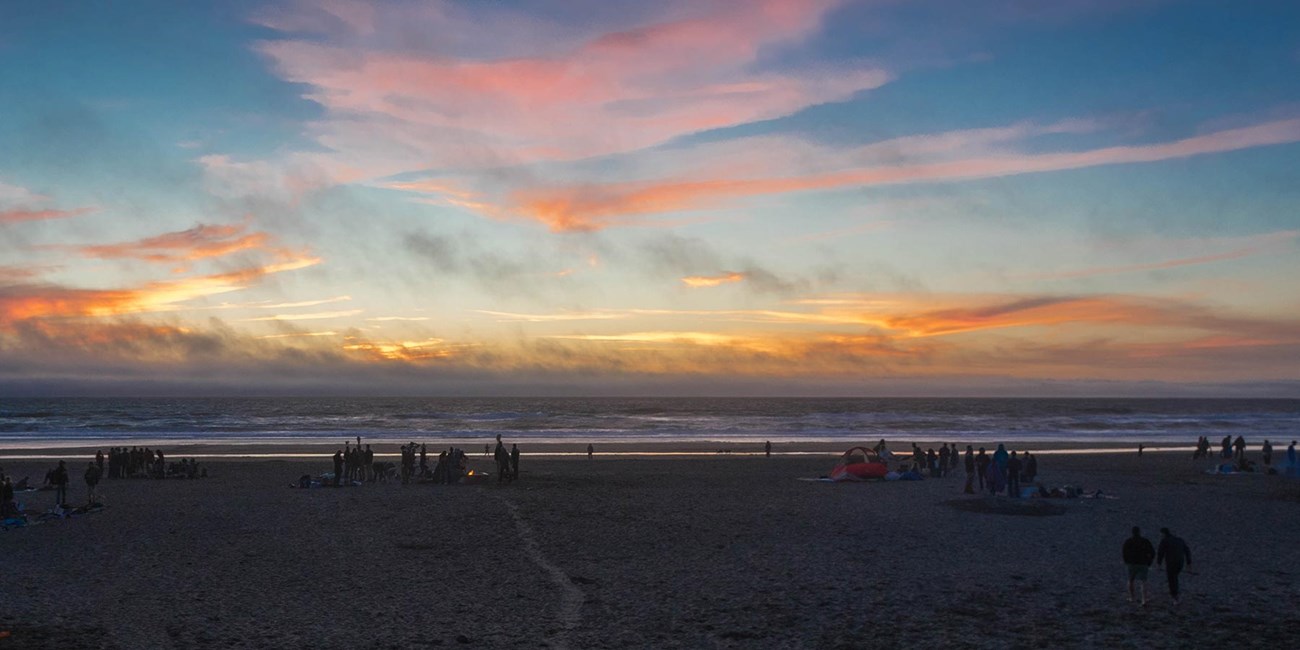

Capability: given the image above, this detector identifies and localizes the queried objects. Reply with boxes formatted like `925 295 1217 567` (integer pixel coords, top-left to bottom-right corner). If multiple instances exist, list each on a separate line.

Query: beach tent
830 446 890 481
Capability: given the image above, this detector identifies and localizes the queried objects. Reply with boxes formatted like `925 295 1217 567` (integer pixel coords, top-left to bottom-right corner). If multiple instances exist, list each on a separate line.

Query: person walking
587 443 594 460
509 444 520 482
764 440 771 458
1122 527 1156 605
1156 528 1193 604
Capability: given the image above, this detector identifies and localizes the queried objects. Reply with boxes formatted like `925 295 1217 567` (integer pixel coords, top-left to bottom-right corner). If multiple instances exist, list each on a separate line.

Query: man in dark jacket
1123 527 1156 605
51 460 70 507
1156 528 1193 603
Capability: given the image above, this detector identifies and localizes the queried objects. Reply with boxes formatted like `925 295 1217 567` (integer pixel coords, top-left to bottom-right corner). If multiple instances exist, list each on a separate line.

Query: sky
1 0 1299 397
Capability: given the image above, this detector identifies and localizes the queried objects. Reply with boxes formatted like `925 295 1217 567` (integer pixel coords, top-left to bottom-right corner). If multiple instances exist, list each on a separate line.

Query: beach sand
3 448 1299 649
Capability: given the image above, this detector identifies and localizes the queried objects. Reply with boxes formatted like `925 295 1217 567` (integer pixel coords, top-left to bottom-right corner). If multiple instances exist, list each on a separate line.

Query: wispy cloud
1022 230 1300 280
488 117 1300 230
0 207 97 224
256 331 339 339
62 221 275 264
241 309 363 322
245 0 885 192
0 256 322 325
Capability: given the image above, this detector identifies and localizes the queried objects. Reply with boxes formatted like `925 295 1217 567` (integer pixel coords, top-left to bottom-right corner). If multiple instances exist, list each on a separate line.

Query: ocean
1 397 1297 450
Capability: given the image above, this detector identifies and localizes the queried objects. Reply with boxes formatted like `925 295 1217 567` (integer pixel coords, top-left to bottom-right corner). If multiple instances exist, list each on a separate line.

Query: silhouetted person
764 440 771 458
494 435 509 483
976 447 989 490
0 475 13 517
587 443 594 460
510 444 520 481
1138 443 1144 457
1156 528 1192 603
1023 451 1037 483
963 445 975 494
911 444 924 473
989 444 1009 495
1123 527 1155 605
873 439 888 458
332 450 343 487
50 461 69 506
1262 440 1273 466
84 462 102 505
1007 451 1022 498
1220 435 1232 459
95 450 105 472
1233 436 1246 461
1289 441 1297 468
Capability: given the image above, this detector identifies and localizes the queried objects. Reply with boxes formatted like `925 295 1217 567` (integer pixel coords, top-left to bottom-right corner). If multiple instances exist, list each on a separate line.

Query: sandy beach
3 447 1299 649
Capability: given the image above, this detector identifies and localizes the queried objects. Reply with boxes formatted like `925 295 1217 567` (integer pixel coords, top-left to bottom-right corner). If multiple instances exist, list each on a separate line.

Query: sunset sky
2 0 1299 396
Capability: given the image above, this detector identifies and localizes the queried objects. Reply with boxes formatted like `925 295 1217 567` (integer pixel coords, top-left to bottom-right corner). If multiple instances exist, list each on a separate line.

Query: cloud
682 272 746 288
0 181 48 205
240 309 364 322
0 207 97 224
1022 230 1300 280
60 221 276 264
250 0 886 187
489 117 1300 230
0 256 322 325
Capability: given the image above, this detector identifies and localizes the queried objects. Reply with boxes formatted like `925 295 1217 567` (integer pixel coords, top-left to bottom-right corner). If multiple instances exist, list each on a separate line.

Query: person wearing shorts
1122 526 1156 605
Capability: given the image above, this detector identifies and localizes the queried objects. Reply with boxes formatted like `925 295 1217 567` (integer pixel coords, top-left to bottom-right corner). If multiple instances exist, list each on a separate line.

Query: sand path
500 496 586 649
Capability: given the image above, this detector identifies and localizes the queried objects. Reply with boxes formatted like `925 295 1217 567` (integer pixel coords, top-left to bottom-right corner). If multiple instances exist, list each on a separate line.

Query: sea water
1 397 1297 450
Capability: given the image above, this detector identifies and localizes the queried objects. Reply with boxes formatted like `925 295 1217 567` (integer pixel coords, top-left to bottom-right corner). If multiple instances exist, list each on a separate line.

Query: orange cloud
71 222 272 263
0 256 322 325
503 117 1300 230
0 207 97 224
682 272 745 288
341 337 472 362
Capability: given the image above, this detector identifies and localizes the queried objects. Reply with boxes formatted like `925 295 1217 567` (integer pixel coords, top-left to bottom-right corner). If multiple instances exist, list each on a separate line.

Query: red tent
829 446 889 481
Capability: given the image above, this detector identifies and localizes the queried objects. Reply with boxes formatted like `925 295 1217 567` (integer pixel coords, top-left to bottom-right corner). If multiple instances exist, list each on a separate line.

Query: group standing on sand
1194 435 1297 475
874 438 1038 496
317 436 522 487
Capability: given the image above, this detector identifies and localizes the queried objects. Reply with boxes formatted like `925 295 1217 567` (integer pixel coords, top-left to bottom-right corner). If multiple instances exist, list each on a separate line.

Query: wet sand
3 449 1299 648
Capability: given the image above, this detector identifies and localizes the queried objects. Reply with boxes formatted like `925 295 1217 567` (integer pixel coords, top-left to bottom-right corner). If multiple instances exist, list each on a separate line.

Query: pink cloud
255 0 885 169
491 117 1300 230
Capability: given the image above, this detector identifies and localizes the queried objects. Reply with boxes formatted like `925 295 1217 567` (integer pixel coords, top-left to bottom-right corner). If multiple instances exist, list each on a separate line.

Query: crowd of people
872 439 1040 497
99 447 205 480
1 446 203 521
1193 435 1298 474
320 436 521 487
